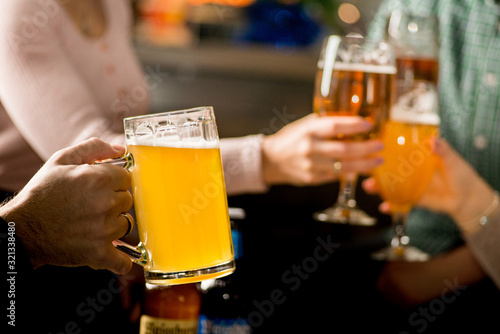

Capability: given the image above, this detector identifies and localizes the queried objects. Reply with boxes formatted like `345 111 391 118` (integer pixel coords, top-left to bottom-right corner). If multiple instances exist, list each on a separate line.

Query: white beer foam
390 84 440 125
333 62 397 74
390 110 440 125
127 136 219 149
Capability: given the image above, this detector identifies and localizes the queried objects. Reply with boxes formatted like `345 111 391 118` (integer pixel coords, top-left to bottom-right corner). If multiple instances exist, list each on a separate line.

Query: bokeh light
338 3 361 24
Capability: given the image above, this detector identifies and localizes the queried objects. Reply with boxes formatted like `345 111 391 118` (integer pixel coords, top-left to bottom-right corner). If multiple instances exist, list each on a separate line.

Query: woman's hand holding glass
261 113 384 187
364 139 498 234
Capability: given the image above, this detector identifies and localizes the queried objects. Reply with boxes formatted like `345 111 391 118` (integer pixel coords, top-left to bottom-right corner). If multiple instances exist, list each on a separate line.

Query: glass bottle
198 208 252 333
140 282 202 333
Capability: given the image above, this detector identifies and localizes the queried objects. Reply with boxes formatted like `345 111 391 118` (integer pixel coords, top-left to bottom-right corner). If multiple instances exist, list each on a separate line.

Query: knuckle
93 171 114 187
50 149 67 162
82 137 101 149
299 167 316 184
89 218 109 238
91 199 111 216
330 122 340 135
74 167 110 190
88 244 108 265
302 174 316 184
122 171 132 188
335 144 348 156
298 139 314 157
302 160 314 173
106 197 120 213
123 191 134 210
118 259 133 274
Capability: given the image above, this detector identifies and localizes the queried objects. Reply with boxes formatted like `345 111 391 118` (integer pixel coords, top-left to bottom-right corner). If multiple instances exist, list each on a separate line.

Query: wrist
261 135 278 185
0 198 43 269
455 190 499 234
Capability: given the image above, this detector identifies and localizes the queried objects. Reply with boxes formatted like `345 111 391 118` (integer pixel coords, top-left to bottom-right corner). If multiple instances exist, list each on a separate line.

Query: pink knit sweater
0 0 266 195
0 0 147 191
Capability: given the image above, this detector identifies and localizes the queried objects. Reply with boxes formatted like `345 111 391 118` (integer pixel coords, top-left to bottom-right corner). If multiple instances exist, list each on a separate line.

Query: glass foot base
145 259 235 285
313 203 376 226
371 246 430 262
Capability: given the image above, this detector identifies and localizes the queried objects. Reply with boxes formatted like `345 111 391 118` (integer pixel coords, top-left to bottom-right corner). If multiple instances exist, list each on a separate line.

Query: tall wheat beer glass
110 107 235 284
372 12 440 261
312 35 396 225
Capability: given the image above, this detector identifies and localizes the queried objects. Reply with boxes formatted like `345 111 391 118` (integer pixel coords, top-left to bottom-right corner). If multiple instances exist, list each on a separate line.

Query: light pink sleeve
0 1 123 161
220 134 269 196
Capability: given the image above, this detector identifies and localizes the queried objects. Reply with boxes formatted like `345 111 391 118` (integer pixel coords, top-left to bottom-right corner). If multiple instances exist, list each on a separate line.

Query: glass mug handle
96 155 148 266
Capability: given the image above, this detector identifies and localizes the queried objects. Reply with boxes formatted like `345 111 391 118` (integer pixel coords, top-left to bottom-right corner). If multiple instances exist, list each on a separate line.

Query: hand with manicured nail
261 114 384 187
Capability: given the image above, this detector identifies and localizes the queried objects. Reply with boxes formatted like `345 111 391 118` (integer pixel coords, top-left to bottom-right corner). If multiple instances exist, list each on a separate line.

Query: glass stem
337 172 358 208
391 211 409 255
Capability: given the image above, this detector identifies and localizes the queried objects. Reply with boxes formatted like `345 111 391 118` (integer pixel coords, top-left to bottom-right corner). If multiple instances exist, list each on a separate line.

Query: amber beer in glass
312 35 396 225
374 119 439 213
375 57 440 213
371 54 440 261
369 10 441 261
313 63 395 140
111 107 235 284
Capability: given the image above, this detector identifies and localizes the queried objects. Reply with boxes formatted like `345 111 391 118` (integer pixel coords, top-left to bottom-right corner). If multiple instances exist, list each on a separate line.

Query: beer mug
109 106 235 284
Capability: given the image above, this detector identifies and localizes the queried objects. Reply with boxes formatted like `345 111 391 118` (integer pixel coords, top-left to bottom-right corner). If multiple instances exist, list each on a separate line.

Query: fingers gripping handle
98 154 135 169
112 240 148 266
97 154 147 266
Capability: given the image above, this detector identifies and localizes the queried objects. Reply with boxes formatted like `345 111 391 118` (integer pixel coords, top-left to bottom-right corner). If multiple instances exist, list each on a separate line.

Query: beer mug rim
123 106 219 146
124 106 214 122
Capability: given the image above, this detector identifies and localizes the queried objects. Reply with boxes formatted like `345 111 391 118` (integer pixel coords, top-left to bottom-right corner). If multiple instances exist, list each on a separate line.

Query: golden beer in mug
111 107 235 284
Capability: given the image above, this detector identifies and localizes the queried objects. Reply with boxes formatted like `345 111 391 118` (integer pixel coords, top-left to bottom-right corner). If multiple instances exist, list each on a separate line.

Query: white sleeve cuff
220 134 269 196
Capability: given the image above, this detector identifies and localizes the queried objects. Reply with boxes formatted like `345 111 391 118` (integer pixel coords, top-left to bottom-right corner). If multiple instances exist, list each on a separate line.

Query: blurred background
131 0 384 137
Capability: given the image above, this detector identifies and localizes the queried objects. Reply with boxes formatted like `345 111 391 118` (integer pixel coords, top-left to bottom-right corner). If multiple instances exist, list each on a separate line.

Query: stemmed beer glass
312 34 396 226
371 12 440 261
